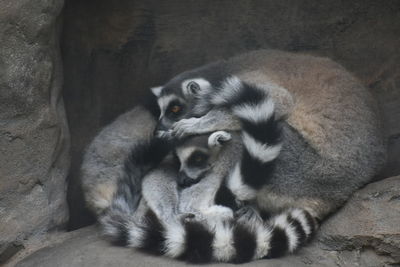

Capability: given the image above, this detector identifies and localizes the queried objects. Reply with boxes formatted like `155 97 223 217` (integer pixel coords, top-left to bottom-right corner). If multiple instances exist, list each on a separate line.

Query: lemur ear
208 131 232 148
150 86 163 97
182 78 211 97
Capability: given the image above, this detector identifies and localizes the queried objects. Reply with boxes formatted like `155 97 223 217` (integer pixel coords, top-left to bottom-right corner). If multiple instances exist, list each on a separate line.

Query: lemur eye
194 155 205 163
187 81 200 94
167 101 184 117
188 152 209 167
170 105 181 114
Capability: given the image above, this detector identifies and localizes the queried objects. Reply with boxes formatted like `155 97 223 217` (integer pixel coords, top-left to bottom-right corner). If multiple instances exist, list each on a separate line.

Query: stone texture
9 226 383 267
13 176 400 267
0 0 69 264
61 0 400 229
318 175 400 264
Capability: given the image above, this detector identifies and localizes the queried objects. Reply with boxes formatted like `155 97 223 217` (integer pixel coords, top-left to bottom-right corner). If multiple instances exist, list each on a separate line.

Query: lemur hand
171 117 204 138
235 206 263 225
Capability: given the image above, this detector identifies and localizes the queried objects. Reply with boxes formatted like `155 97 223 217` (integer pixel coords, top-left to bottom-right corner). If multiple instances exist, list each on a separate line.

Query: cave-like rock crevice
1 0 400 265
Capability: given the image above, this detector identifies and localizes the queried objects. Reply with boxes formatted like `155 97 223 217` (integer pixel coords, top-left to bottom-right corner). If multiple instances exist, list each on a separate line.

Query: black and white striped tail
99 136 171 245
211 76 283 200
111 137 172 217
208 207 317 262
102 207 316 263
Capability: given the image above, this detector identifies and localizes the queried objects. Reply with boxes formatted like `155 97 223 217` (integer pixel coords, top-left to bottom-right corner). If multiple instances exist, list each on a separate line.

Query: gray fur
152 49 387 219
176 132 242 215
100 130 317 262
141 156 182 224
80 105 157 215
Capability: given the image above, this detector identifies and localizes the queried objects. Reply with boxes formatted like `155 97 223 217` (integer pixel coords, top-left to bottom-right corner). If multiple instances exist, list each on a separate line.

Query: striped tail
101 208 216 263
101 206 317 263
204 207 317 263
110 136 172 217
211 76 284 200
99 136 171 245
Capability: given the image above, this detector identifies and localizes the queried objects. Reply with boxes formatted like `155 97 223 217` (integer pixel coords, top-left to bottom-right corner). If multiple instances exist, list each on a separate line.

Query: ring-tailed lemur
101 130 317 263
87 81 314 263
150 49 386 220
81 75 283 216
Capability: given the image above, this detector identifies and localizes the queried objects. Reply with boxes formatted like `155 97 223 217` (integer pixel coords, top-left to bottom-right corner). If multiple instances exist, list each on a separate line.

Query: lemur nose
155 121 168 132
154 121 168 137
178 172 198 188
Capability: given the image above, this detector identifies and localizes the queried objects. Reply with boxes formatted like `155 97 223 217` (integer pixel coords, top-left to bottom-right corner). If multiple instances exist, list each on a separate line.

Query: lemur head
150 61 229 130
174 131 232 188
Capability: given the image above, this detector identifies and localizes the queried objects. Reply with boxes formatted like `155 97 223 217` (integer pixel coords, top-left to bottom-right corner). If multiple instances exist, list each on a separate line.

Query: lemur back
151 49 386 219
80 106 158 215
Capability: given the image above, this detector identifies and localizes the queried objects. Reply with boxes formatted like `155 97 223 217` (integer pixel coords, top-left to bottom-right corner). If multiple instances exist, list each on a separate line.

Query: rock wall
0 0 69 264
62 0 400 229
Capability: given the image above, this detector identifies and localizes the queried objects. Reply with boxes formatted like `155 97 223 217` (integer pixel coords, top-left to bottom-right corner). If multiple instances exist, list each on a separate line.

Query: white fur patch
164 221 186 258
181 78 212 97
202 206 234 221
227 164 257 201
151 86 163 97
290 209 313 237
253 222 272 259
272 214 299 252
126 220 146 248
232 98 275 124
212 221 235 262
211 76 243 105
208 131 232 147
242 132 282 163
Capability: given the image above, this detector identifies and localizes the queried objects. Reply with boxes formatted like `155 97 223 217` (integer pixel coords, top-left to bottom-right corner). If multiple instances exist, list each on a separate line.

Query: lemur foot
235 206 263 225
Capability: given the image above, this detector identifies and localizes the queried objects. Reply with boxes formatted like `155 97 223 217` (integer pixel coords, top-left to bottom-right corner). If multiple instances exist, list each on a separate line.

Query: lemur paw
235 206 263 224
171 118 202 138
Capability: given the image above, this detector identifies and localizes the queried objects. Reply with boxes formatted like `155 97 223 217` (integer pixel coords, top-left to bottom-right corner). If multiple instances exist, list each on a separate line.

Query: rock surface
11 176 400 267
61 0 400 229
0 0 69 264
318 176 400 264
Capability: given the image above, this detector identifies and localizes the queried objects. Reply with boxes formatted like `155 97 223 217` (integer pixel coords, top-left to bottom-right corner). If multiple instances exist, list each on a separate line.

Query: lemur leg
171 109 241 138
141 163 184 224
179 174 234 222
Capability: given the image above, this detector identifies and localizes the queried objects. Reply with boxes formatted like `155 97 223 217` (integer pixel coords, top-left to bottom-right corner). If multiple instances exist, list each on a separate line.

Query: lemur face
150 61 230 132
151 78 213 131
175 131 231 187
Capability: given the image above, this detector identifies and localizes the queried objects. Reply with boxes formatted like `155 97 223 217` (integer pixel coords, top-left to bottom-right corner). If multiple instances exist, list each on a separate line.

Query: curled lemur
81 49 385 262
98 81 317 263
102 129 317 263
151 49 386 220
